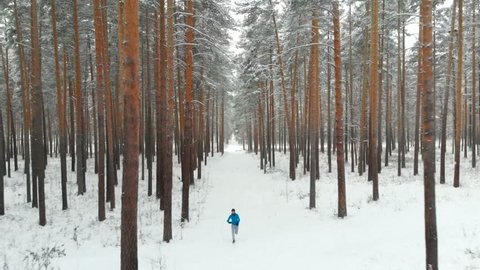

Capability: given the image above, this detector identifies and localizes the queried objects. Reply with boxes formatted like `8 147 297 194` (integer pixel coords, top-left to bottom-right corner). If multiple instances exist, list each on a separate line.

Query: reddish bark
120 0 140 268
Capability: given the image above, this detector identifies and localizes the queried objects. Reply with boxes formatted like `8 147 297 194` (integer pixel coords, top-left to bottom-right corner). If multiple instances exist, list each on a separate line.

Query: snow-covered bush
23 245 66 270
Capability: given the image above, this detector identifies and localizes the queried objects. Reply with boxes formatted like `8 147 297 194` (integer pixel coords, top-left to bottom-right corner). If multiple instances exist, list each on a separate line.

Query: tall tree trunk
454 0 464 188
50 0 68 210
401 23 407 168
157 0 167 205
258 83 265 171
0 100 4 215
181 0 194 222
269 50 276 167
414 3 424 176
161 0 169 203
88 38 98 174
327 36 332 174
140 26 145 181
464 74 468 158
211 92 215 157
369 0 379 200
215 96 219 155
145 10 153 197
269 0 295 180
397 1 403 177
13 0 31 203
309 11 320 209
420 1 438 269
440 0 457 184
344 62 349 166
11 81 18 172
472 0 477 168
197 70 205 179
102 0 116 208
359 29 369 176
117 1 125 167
1 46 12 178
205 87 210 164
290 51 298 169
42 102 48 168
349 3 355 173
73 0 86 195
377 0 385 173
69 79 75 173
153 10 161 197
163 0 175 242
221 92 225 154
120 0 140 268
176 14 184 165
30 0 46 226
385 42 392 167
333 0 347 218
92 0 106 221
47 111 52 158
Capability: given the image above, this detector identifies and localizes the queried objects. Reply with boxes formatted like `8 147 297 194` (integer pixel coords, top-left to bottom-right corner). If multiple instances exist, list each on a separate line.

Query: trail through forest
1 141 479 269
161 142 480 270
162 142 328 270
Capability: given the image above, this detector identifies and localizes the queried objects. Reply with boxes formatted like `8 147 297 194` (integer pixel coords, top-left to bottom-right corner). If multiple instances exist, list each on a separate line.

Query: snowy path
2 142 478 269
162 143 319 270
163 143 376 270
162 143 480 270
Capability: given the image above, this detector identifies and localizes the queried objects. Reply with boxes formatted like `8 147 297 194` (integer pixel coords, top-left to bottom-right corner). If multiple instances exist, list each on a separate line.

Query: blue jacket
227 213 240 225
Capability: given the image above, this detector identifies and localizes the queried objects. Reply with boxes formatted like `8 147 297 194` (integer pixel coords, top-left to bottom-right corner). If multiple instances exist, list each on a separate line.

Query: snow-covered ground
1 142 479 270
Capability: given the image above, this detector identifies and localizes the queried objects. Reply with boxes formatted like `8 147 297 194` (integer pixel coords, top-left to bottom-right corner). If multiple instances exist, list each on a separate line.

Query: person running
227 208 240 243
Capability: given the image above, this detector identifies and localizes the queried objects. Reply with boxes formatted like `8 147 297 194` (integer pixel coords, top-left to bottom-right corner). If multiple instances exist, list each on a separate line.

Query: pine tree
73 0 86 195
92 0 107 221
333 0 346 218
309 9 320 209
440 0 457 184
30 0 46 226
13 0 32 203
120 0 140 268
471 0 477 169
157 0 167 204
370 0 380 200
420 0 438 268
1 46 13 178
269 0 296 180
414 5 424 177
181 0 195 222
0 53 5 216
454 0 464 188
163 0 175 242
50 0 68 210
